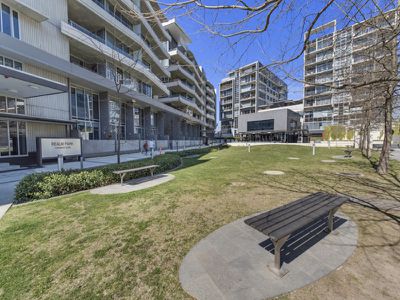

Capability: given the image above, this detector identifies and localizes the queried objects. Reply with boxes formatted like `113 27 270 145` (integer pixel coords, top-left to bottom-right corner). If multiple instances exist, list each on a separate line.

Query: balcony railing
68 20 150 71
69 19 105 43
91 0 156 53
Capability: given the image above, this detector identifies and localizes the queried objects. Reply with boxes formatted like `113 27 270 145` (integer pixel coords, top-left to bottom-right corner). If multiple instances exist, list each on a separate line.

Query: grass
0 145 399 299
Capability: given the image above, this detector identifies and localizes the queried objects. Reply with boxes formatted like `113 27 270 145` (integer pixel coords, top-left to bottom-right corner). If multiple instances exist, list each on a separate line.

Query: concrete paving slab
0 204 12 220
90 174 175 195
180 212 358 300
263 171 285 175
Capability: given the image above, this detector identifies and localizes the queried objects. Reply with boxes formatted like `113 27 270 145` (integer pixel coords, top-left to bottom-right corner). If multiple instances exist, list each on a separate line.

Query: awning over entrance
0 65 68 98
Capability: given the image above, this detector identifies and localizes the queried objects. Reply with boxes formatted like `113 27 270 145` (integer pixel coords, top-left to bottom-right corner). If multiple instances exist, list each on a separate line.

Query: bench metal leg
120 173 126 186
268 235 290 277
325 207 339 233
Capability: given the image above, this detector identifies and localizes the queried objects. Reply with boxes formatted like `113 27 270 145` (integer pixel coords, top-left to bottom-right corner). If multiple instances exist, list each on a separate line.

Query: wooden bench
244 192 348 276
113 165 159 185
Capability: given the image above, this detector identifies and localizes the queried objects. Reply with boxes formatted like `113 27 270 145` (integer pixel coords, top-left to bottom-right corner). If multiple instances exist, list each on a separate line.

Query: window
12 11 19 38
0 96 24 114
247 119 274 132
0 4 19 38
0 120 26 156
139 82 152 97
1 4 11 36
7 98 15 113
109 100 126 140
134 107 144 137
70 87 100 140
0 96 5 112
0 56 23 70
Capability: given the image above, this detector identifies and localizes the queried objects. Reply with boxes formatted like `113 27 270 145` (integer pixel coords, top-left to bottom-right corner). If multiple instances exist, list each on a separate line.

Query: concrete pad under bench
90 174 175 195
179 211 357 300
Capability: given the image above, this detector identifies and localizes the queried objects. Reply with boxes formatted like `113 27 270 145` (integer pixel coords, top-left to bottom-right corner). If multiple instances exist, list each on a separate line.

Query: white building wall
23 64 70 121
26 122 67 152
18 0 70 59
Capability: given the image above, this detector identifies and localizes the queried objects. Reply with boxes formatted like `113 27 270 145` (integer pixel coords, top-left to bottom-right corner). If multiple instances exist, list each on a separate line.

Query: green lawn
0 145 399 299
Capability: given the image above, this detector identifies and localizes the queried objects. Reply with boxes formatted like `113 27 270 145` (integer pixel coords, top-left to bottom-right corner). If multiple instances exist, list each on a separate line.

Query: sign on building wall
38 138 82 159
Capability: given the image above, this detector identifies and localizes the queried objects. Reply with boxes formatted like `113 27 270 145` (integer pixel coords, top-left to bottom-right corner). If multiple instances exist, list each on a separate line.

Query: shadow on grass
254 167 400 268
259 216 347 265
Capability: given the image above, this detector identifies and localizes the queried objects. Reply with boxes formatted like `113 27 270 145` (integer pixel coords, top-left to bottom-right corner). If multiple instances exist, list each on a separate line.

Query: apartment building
0 0 216 163
219 61 288 137
303 11 398 137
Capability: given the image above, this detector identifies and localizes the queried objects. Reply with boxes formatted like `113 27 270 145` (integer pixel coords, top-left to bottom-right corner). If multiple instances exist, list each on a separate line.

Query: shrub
178 145 223 157
15 153 181 204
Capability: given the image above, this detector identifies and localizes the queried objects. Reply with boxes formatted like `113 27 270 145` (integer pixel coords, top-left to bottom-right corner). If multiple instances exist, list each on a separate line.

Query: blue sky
162 0 394 123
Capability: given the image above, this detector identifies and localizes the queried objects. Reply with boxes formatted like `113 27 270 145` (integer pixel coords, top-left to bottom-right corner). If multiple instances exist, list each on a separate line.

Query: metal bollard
80 156 84 169
312 141 316 156
57 154 64 171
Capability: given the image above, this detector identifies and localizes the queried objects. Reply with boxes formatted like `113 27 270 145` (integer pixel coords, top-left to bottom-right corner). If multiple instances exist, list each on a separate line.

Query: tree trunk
359 124 365 155
117 100 122 164
365 122 371 159
377 96 393 174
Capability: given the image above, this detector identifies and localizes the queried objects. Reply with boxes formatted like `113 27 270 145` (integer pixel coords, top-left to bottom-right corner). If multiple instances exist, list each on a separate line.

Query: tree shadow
259 216 347 264
257 168 400 225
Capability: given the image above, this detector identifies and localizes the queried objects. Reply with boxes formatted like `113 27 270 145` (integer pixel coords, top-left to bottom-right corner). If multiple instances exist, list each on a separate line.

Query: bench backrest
113 165 159 175
245 192 348 241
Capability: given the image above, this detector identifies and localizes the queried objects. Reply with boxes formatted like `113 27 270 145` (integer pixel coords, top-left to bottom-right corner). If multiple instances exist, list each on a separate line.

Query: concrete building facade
237 107 302 143
219 61 288 138
0 0 216 164
303 11 398 137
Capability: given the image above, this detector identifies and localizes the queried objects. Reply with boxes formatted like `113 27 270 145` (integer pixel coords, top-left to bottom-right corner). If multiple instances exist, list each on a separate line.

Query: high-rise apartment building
303 11 398 137
219 61 288 137
0 0 216 163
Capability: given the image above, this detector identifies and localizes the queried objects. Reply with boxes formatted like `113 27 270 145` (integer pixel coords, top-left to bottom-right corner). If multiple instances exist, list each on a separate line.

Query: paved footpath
391 149 400 161
0 145 209 219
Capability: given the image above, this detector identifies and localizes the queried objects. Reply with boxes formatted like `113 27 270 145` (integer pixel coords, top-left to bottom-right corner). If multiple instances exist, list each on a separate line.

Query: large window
134 107 144 137
0 96 25 114
70 87 100 140
0 120 26 156
0 3 19 38
0 55 22 70
109 100 126 140
247 119 274 132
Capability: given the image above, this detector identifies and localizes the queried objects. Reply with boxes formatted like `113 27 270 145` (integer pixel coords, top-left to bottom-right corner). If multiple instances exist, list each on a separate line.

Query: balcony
92 0 169 58
73 0 169 76
206 113 215 121
160 94 203 115
304 99 332 108
61 21 169 95
222 114 233 119
206 84 215 94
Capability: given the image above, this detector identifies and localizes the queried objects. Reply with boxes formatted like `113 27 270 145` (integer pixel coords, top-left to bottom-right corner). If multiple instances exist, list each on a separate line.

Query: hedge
15 153 181 204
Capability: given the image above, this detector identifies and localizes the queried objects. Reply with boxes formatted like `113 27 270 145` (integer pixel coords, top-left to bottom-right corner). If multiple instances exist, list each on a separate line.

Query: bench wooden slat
245 193 348 241
252 193 336 233
244 192 348 275
113 165 159 175
268 197 347 240
245 192 327 228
